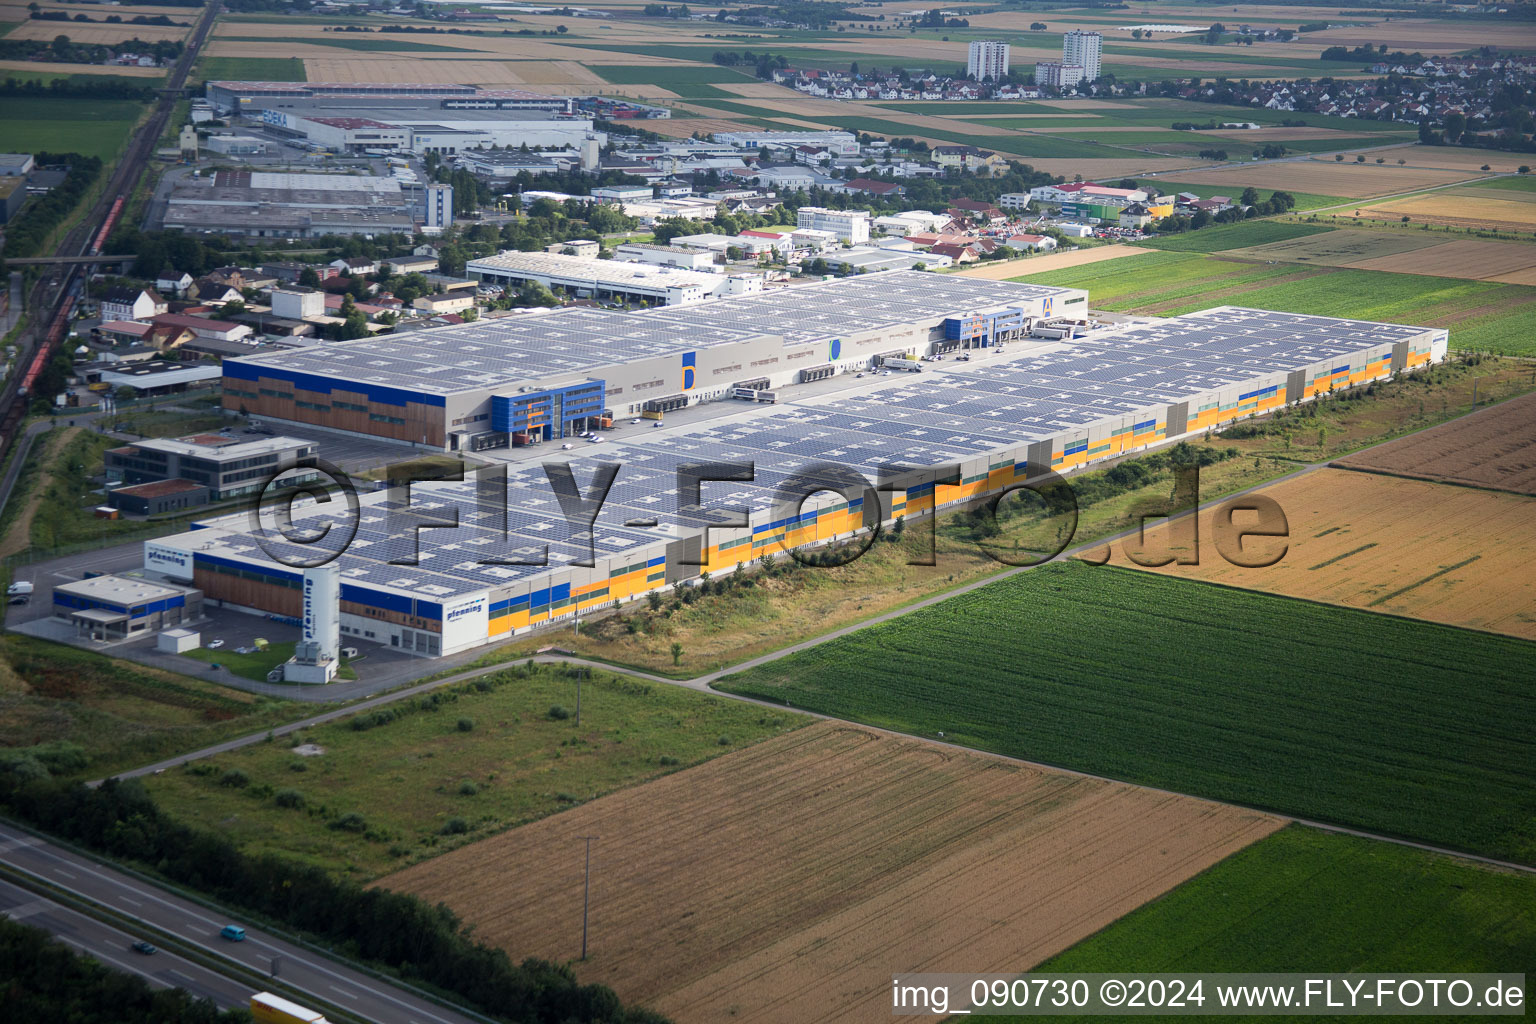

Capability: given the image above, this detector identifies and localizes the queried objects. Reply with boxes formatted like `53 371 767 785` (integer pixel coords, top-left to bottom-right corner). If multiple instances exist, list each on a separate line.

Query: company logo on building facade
446 597 486 622
681 351 697 391
145 544 191 574
302 575 318 639
1042 296 1054 316
829 338 842 361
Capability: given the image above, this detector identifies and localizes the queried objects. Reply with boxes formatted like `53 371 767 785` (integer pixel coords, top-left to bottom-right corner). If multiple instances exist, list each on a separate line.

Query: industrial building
160 295 1444 663
795 207 872 244
613 241 719 273
219 272 1085 449
710 130 860 155
464 250 738 307
252 107 602 156
161 170 418 239
105 433 319 501
204 81 572 115
53 575 203 641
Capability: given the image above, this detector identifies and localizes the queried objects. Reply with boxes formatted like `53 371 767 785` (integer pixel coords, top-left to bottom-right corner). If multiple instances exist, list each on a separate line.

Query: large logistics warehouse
161 297 1445 660
220 273 1089 450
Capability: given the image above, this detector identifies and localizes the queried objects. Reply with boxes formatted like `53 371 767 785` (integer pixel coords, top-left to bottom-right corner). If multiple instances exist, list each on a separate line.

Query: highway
0 875 251 1011
0 822 486 1024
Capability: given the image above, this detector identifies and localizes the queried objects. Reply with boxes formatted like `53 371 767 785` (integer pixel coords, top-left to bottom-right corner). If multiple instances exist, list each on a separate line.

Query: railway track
0 0 222 456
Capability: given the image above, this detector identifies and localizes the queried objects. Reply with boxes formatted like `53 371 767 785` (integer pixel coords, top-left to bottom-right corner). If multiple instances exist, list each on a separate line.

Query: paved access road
0 823 483 1024
0 874 252 1010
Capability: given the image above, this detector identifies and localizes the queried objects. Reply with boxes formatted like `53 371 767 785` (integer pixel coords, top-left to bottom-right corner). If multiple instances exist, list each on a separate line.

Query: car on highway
220 924 246 941
130 940 156 955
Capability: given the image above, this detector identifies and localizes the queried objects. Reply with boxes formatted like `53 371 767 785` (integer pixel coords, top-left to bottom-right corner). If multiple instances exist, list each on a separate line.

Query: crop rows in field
987 824 1536 1024
716 562 1536 864
384 723 1280 1024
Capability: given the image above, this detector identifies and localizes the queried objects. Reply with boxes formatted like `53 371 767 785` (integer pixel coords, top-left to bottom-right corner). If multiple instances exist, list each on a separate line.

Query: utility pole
575 666 582 726
580 835 596 960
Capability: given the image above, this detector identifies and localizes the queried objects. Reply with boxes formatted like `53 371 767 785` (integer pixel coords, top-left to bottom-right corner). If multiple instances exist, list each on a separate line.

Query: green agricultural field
0 635 312 780
597 64 755 85
717 563 1536 864
1145 180 1349 211
992 825 1536 1021
0 97 144 161
1016 251 1536 355
196 56 306 82
1465 175 1536 193
598 64 759 99
1139 221 1336 252
145 663 808 877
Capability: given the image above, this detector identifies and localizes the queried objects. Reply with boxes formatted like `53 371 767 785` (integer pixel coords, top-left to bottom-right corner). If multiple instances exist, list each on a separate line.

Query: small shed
158 627 201 653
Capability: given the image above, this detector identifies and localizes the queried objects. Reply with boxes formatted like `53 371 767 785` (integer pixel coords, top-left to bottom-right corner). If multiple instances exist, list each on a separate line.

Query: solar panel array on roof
186 305 1436 606
225 306 760 396
636 272 1077 345
225 270 1083 396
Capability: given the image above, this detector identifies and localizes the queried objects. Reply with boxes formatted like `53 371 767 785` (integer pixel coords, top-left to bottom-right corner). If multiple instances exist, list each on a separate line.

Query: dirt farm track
383 723 1280 1024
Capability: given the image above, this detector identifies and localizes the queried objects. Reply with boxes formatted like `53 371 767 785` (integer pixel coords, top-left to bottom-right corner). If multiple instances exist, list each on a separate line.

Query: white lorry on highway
251 991 331 1024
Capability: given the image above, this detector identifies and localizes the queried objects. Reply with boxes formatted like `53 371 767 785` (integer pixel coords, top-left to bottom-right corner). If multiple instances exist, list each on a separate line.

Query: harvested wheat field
296 58 518 86
1334 392 1536 496
1172 161 1473 198
0 59 164 77
9 20 189 43
383 723 1281 1024
1368 145 1529 174
640 117 752 138
1360 194 1536 234
1121 468 1536 639
1306 19 1536 54
957 244 1154 279
1348 239 1536 281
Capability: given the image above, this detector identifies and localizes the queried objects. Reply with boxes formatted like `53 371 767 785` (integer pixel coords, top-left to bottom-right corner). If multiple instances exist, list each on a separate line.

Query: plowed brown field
384 723 1281 1024
1122 467 1536 639
1334 392 1536 495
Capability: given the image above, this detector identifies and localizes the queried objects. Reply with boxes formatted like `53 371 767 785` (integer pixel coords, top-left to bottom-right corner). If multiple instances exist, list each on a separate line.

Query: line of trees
0 761 670 1024
1 33 185 66
0 916 241 1023
0 74 157 101
1 152 102 261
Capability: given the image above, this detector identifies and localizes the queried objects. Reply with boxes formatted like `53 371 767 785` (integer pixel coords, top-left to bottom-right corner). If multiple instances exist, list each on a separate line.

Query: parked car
130 941 157 955
561 443 573 449
7 596 27 606
207 639 225 649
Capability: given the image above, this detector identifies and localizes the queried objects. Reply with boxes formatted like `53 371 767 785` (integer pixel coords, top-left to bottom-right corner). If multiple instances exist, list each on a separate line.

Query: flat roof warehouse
156 274 1446 661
